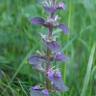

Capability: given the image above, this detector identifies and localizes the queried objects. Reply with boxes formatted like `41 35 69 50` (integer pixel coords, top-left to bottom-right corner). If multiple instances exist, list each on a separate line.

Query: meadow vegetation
0 0 96 96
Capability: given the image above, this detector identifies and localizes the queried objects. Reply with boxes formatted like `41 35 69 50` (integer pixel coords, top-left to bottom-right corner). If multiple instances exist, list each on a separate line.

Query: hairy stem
46 27 53 90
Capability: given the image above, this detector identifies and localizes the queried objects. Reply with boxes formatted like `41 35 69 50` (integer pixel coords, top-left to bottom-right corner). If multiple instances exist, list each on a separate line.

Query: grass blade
80 44 96 96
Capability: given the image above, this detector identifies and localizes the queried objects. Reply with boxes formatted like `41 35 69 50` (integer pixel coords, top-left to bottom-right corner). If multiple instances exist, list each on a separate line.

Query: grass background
0 0 96 96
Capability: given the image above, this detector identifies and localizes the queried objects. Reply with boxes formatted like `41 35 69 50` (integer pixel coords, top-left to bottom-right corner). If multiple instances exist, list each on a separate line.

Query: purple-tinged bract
42 89 49 96
32 85 41 90
47 69 68 92
44 1 65 15
58 24 69 34
45 41 60 53
54 52 69 62
28 55 46 71
44 6 56 15
57 2 65 10
28 55 45 65
32 17 45 25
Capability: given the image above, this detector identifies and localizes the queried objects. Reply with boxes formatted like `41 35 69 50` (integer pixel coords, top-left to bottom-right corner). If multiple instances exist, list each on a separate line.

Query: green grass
0 0 96 96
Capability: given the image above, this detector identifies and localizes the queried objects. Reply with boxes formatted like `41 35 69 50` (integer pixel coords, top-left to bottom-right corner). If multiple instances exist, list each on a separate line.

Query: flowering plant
29 0 69 96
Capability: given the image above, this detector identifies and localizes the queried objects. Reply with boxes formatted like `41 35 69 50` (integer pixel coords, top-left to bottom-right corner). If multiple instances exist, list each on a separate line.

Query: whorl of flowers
29 0 69 96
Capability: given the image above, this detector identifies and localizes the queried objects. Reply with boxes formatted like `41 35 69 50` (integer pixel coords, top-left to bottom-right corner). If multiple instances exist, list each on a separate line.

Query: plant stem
46 27 53 90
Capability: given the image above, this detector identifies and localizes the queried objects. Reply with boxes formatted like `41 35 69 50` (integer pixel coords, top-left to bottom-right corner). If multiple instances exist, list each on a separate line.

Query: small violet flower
32 86 49 96
32 17 68 34
42 89 49 96
54 52 69 62
43 1 65 15
47 68 68 92
45 40 60 53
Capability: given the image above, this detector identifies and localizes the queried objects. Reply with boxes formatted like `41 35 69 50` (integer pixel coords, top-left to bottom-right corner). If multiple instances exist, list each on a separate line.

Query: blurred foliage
0 0 96 96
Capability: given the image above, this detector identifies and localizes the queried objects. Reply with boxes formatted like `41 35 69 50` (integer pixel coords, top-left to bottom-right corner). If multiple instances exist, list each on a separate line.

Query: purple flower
57 2 65 10
47 69 68 92
44 40 60 53
28 55 46 71
31 86 49 96
32 17 45 25
47 68 54 81
31 17 55 28
31 17 69 35
32 85 41 90
42 89 49 96
54 70 62 79
31 18 69 34
29 55 45 65
44 6 56 15
54 52 69 62
44 2 65 15
58 24 69 34
52 77 69 92
31 86 42 96
47 69 62 81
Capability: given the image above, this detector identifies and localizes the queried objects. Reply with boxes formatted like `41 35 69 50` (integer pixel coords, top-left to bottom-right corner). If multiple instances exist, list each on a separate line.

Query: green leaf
80 44 96 96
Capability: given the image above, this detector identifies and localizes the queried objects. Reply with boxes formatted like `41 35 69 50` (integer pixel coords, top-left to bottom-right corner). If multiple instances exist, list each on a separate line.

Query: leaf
0 69 4 80
80 44 96 96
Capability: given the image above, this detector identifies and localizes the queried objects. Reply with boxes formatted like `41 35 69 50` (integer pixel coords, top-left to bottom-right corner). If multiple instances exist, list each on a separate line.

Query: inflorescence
28 0 69 96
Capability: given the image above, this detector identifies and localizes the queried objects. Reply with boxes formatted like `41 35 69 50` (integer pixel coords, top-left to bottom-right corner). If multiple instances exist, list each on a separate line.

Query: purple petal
31 87 49 96
28 55 45 65
57 2 65 10
58 24 68 34
32 85 41 90
45 41 60 53
44 6 56 14
55 52 69 62
44 2 65 14
31 86 43 96
32 17 45 25
47 69 62 81
47 69 68 92
47 68 54 81
28 55 45 71
54 70 62 79
53 78 69 92
42 89 49 96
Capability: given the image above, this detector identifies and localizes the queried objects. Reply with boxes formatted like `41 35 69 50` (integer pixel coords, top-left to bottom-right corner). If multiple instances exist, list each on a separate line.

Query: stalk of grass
18 79 28 96
61 0 73 96
80 43 96 96
0 81 15 96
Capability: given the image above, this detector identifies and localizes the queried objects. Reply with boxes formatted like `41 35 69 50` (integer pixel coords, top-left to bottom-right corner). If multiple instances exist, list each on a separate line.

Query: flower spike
29 0 69 95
